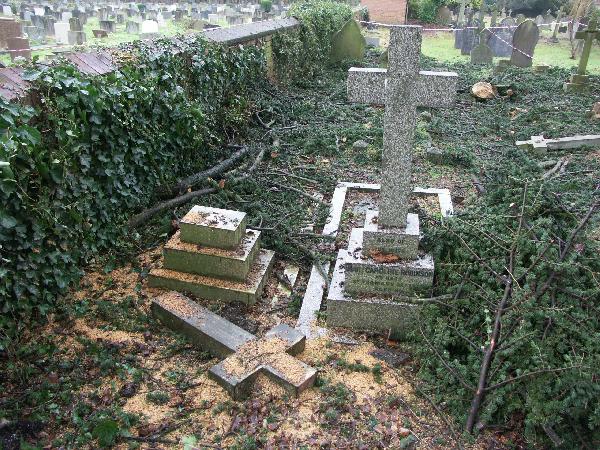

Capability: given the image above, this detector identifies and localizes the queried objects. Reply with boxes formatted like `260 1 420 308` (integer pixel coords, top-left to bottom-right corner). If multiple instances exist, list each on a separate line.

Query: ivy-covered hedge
0 36 265 346
272 0 353 81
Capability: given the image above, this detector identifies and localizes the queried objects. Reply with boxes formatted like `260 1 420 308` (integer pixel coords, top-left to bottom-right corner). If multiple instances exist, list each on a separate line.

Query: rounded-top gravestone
510 20 540 68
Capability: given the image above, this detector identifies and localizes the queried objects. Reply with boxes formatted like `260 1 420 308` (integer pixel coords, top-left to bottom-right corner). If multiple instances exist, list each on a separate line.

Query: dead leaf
368 250 400 264
218 179 225 189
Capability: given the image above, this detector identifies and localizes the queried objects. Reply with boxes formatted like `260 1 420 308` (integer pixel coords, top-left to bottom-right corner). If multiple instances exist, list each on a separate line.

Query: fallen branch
128 147 267 229
266 179 328 206
172 145 251 196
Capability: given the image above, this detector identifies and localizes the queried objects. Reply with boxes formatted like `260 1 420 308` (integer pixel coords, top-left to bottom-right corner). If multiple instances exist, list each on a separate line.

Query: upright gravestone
0 17 21 48
329 19 366 63
54 22 69 45
24 25 44 41
68 17 85 45
2 5 13 16
542 9 553 31
140 19 159 39
6 36 30 60
550 7 564 43
329 26 458 333
510 20 539 67
471 30 494 64
535 15 544 27
125 21 139 34
488 25 514 57
99 20 116 33
564 19 600 92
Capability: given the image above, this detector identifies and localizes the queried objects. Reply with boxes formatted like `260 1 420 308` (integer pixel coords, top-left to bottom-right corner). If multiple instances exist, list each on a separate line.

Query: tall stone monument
327 26 458 334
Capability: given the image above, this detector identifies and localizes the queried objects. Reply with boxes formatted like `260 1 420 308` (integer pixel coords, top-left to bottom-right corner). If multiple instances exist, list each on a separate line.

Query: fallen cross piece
152 291 316 400
516 134 600 154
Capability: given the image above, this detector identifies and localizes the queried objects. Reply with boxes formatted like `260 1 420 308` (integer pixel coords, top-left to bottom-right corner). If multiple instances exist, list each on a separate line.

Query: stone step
327 249 417 336
180 205 247 248
148 249 275 305
163 229 260 281
344 228 433 296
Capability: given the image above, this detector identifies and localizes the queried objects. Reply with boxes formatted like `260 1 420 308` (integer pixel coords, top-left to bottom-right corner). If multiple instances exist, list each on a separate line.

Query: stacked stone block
149 205 274 305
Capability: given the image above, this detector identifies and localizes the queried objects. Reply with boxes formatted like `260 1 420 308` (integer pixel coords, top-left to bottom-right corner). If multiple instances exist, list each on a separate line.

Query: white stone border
295 182 453 339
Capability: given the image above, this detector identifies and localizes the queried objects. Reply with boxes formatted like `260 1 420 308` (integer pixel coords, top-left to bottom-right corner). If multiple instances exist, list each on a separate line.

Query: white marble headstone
54 22 69 44
140 19 159 34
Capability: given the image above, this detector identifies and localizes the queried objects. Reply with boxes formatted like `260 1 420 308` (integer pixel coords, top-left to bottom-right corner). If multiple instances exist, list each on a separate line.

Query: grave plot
325 26 457 336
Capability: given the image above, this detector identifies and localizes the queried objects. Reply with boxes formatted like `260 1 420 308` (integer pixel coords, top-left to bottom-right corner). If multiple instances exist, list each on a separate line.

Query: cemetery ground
2 49 600 449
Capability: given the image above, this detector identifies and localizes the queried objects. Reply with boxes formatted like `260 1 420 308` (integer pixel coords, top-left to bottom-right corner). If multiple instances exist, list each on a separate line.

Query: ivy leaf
92 418 120 448
0 214 17 229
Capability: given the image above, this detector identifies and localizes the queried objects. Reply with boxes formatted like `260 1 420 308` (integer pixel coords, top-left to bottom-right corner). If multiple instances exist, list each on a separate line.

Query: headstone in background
42 16 55 36
500 17 516 27
564 19 600 92
0 17 21 48
510 20 539 67
471 39 494 64
61 11 72 22
125 20 139 34
23 25 44 41
550 7 564 43
2 5 13 16
68 17 85 45
34 7 44 16
542 9 553 31
436 6 452 26
487 26 514 57
99 20 116 33
460 27 477 55
140 19 159 39
54 21 69 44
454 28 463 49
6 36 30 60
329 19 366 63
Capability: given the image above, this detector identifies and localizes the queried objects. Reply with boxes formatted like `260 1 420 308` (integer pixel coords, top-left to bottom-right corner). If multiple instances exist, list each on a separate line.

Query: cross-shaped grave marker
347 26 458 228
564 18 600 92
152 291 316 400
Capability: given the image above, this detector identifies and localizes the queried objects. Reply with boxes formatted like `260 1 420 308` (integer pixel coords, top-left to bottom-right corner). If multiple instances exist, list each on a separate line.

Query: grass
421 30 600 72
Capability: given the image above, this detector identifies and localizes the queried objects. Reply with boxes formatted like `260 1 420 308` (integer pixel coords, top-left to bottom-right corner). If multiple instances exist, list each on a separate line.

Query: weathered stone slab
344 229 434 296
362 210 419 259
152 291 316 399
163 229 260 281
148 249 275 305
180 205 247 249
326 250 418 334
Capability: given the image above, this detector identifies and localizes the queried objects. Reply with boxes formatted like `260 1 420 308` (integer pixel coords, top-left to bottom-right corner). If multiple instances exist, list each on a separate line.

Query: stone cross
347 26 457 228
516 134 600 153
574 19 599 77
152 291 316 400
